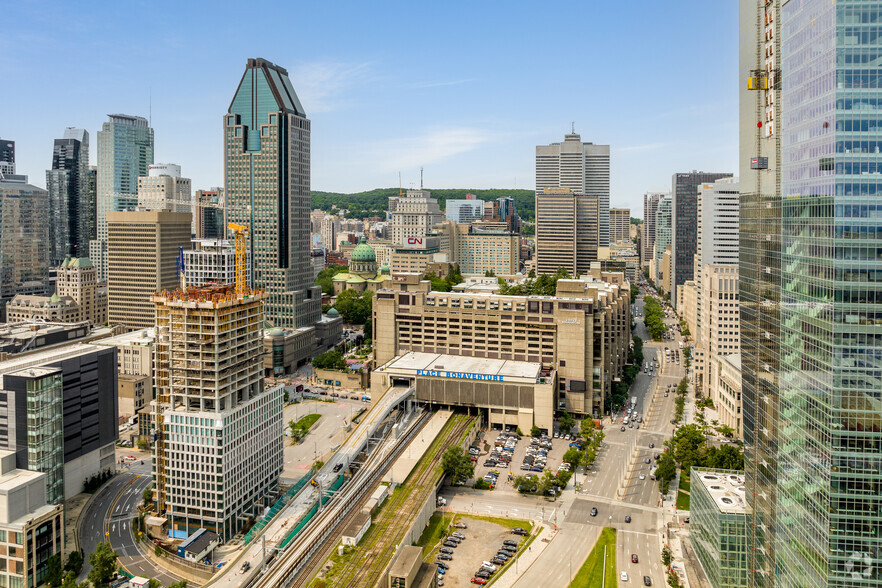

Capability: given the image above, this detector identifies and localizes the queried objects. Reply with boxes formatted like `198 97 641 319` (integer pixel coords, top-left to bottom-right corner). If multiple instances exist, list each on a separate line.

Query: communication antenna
420 167 424 190
571 121 575 134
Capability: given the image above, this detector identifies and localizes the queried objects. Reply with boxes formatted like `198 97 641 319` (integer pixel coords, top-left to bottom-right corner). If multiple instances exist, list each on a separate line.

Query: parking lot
427 515 530 587
469 428 577 495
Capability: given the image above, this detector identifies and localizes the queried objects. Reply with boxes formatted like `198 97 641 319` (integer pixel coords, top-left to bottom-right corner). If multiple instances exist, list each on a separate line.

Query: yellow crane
228 222 248 297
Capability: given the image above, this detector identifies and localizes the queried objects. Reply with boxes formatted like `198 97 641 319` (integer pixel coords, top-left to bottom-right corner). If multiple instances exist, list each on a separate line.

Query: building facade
536 131 611 246
91 114 154 282
654 196 672 289
0 177 49 317
93 329 155 425
690 469 748 588
671 171 731 306
107 211 192 330
535 188 599 276
194 189 224 240
182 239 250 287
373 269 630 418
0 140 13 178
225 58 321 330
152 284 282 542
46 128 90 265
709 354 743 439
437 221 519 276
6 257 106 327
138 164 192 221
387 190 444 247
609 208 631 244
445 198 484 225
695 177 739 337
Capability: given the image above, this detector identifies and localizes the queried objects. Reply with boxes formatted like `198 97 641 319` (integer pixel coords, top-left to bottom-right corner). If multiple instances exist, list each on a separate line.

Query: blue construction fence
243 467 317 546
278 474 345 550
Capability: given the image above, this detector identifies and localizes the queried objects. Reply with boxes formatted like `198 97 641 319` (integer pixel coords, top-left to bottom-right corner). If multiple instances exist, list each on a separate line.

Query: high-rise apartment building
320 216 339 251
609 208 631 244
137 164 192 218
741 1 882 586
91 114 154 281
0 177 49 316
446 197 485 224
535 187 599 276
536 131 610 246
106 210 192 330
654 195 672 289
642 192 665 266
46 128 90 264
387 190 444 246
152 284 282 541
671 171 731 306
224 58 321 329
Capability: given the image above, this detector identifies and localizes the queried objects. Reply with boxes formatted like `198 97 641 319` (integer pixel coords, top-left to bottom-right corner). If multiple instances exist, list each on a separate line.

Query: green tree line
643 296 667 341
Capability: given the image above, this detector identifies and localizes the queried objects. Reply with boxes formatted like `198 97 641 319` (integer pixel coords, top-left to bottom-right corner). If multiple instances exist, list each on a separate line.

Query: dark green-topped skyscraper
225 58 321 328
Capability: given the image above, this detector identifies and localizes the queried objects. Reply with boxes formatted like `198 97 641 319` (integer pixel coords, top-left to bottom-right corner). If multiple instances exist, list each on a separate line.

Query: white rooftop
695 470 746 514
381 352 541 381
93 328 155 347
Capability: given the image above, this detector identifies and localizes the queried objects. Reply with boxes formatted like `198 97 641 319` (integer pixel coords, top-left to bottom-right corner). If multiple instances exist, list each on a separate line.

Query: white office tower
536 130 611 246
694 177 739 336
138 164 193 233
387 189 444 246
152 283 282 542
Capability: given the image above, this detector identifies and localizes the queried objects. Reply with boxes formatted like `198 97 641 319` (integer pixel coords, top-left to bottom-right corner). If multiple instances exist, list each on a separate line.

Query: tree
717 424 735 438
143 484 153 507
656 452 677 494
530 425 541 437
333 289 373 324
441 447 474 484
168 582 189 588
562 448 582 465
64 551 83 575
45 553 63 587
312 350 347 371
87 541 117 587
149 580 163 588
558 411 576 436
579 418 594 440
60 571 79 588
662 545 673 566
537 470 557 495
474 479 491 490
314 265 349 295
136 439 149 450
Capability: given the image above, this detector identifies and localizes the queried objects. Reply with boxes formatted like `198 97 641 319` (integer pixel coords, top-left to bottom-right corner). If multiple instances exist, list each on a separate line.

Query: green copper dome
326 308 340 317
351 236 376 263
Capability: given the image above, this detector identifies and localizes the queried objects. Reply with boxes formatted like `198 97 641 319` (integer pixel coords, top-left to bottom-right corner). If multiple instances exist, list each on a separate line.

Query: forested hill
311 188 536 220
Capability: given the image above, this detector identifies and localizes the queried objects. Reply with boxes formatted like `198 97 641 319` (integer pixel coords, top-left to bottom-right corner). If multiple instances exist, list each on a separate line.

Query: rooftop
389 545 423 578
723 353 741 372
93 328 155 347
694 469 746 514
381 352 541 381
0 342 108 386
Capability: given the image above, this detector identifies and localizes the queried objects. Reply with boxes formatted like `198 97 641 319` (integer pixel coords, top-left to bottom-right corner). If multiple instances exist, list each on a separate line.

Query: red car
631 554 639 563
471 579 487 585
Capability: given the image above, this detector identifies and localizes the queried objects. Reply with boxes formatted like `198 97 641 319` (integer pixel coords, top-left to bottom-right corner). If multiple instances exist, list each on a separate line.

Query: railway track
253 408 434 588
312 414 473 588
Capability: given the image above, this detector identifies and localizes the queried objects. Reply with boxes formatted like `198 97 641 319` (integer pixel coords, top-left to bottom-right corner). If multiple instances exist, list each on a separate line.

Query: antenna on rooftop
420 167 424 190
571 121 575 134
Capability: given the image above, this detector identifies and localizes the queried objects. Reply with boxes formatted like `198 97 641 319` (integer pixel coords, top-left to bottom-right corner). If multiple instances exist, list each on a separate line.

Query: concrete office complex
0 451 64 588
653 195 672 288
690 469 748 588
225 58 321 330
46 128 90 264
387 190 444 246
7 257 106 327
642 192 665 265
670 171 731 306
536 131 611 246
152 284 283 541
0 177 49 317
0 343 118 500
694 178 739 336
182 239 250 287
708 354 743 440
107 210 192 330
138 164 193 226
91 114 155 281
445 197 484 224
692 265 741 400
437 221 520 276
535 188 599 276
373 269 630 419
609 208 631 244
0 322 95 356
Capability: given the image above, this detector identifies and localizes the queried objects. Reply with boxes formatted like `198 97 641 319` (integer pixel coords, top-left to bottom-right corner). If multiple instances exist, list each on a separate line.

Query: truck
631 396 638 408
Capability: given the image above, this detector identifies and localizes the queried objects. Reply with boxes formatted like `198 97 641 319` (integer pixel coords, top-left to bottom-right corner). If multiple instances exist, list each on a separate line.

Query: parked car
621 571 629 581
452 532 465 539
438 553 452 561
512 528 528 536
471 578 487 585
436 562 449 570
453 522 467 529
440 547 453 554
443 541 457 548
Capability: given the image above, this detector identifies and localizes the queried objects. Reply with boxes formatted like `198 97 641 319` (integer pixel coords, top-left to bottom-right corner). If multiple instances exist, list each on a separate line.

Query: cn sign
405 237 424 247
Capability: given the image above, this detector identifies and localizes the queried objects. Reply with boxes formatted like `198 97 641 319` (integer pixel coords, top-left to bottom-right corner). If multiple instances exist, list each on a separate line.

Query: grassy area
416 513 454 558
676 491 691 511
456 513 533 532
295 413 322 430
679 474 691 492
570 527 617 588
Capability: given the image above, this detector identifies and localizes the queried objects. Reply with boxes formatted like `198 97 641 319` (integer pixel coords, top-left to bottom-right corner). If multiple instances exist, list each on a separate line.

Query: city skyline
4 1 737 215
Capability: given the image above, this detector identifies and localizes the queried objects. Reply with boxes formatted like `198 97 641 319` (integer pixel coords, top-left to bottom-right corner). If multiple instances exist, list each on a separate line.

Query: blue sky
4 1 738 216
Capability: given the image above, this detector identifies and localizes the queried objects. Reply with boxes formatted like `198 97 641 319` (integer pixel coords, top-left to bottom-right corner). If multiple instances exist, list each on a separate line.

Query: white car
621 571 629 581
482 562 497 571
639 474 646 480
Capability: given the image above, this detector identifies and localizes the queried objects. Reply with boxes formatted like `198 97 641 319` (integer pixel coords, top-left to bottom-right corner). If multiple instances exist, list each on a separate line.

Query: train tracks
314 414 473 588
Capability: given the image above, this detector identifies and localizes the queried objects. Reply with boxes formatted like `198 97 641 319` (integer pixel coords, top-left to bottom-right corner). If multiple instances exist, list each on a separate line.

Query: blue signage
416 369 504 382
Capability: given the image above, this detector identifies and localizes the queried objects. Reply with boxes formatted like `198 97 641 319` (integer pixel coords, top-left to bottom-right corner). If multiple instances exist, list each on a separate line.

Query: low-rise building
93 328 155 427
690 468 748 588
0 322 94 356
6 257 106 326
0 451 64 588
387 545 422 588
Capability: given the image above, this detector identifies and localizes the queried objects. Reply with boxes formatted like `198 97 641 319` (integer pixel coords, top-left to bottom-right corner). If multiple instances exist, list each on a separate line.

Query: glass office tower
744 1 882 586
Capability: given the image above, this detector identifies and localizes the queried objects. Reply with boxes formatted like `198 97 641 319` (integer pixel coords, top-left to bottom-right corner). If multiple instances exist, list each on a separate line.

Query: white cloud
289 61 374 113
369 127 492 173
407 78 476 89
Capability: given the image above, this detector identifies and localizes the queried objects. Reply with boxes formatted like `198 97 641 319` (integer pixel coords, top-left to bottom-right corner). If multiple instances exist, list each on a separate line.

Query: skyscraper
642 192 665 265
0 177 49 315
387 189 444 246
654 195 672 289
609 208 631 244
224 58 320 329
671 171 731 306
46 128 90 265
91 114 154 281
0 139 14 178
536 131 611 246
535 187 599 276
694 177 739 335
137 164 193 233
742 1 882 586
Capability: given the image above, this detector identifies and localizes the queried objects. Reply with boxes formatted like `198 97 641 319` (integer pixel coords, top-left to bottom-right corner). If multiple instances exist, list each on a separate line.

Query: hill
311 188 536 221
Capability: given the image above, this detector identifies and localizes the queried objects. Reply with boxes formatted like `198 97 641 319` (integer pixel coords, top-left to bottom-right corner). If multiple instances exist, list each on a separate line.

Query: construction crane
228 222 248 297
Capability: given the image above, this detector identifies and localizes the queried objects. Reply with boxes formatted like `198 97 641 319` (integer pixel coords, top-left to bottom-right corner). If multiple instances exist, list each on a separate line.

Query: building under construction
151 283 283 541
